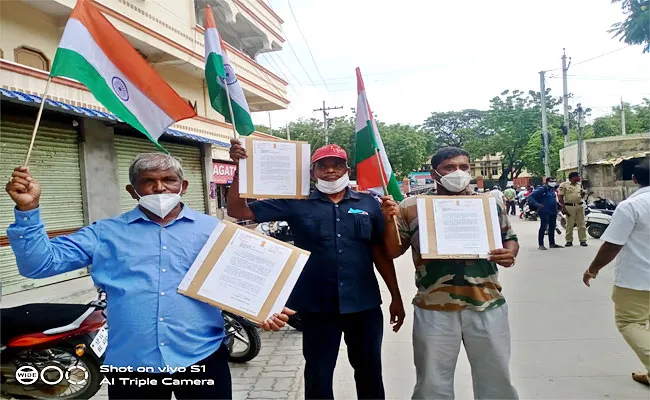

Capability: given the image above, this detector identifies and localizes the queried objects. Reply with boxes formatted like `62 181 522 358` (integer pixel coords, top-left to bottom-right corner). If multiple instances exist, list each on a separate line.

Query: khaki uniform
559 181 586 243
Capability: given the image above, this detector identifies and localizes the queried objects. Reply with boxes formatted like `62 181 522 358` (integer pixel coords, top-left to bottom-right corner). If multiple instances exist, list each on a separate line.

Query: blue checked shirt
6 205 225 369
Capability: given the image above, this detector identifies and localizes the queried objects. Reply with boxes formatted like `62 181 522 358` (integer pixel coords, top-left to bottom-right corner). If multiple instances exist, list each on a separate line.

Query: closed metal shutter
114 135 207 213
0 120 88 294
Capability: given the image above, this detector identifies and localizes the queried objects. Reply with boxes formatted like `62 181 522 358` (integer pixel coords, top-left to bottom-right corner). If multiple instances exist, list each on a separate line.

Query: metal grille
0 120 88 294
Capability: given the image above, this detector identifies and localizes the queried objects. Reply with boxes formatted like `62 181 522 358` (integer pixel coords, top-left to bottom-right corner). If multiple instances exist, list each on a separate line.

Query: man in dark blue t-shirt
528 177 563 250
227 141 404 400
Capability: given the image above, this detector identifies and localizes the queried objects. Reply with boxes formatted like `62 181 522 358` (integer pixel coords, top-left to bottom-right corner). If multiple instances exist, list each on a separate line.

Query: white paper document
197 229 293 316
432 198 490 255
253 141 297 196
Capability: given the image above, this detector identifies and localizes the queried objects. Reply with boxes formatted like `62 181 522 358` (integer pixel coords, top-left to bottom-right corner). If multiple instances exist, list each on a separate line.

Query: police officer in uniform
558 172 588 247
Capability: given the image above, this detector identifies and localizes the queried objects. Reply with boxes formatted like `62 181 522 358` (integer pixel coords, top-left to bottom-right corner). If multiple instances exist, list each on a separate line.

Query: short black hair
430 147 470 169
633 160 650 186
568 172 580 179
546 176 556 182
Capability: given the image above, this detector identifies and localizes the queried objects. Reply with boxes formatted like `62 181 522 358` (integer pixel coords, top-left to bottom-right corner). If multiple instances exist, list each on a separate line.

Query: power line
572 45 632 67
286 0 329 91
543 45 632 72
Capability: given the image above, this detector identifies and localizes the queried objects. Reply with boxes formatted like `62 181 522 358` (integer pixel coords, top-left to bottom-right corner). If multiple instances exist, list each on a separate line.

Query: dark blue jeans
301 307 385 400
538 213 557 246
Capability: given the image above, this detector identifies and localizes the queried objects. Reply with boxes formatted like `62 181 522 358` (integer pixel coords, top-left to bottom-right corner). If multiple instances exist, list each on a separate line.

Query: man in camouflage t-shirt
381 147 519 399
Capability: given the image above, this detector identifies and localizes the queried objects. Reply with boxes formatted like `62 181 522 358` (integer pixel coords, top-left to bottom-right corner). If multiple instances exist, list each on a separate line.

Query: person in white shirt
490 185 505 204
583 160 650 387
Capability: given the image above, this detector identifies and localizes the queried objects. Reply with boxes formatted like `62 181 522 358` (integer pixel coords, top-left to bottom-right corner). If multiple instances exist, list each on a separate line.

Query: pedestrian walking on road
528 178 564 250
559 172 588 247
5 154 294 400
504 186 517 216
490 185 505 205
228 141 405 400
583 161 650 387
381 147 520 400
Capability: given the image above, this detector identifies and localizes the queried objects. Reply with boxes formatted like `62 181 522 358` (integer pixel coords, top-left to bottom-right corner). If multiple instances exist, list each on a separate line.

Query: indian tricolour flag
354 68 404 201
49 0 195 152
204 6 254 136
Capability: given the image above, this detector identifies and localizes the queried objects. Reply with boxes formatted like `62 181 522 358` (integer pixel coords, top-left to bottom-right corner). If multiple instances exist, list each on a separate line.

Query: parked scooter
519 199 538 221
0 290 108 399
586 209 612 239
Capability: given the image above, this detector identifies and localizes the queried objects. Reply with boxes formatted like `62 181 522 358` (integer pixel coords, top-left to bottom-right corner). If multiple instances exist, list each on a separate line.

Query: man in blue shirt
527 177 564 250
5 153 293 400
227 141 405 400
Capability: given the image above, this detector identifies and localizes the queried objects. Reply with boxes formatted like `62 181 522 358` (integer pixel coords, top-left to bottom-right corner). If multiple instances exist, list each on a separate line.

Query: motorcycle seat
0 303 94 345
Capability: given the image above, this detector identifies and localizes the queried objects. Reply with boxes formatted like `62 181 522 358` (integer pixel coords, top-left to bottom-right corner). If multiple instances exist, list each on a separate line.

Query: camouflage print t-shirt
397 190 518 312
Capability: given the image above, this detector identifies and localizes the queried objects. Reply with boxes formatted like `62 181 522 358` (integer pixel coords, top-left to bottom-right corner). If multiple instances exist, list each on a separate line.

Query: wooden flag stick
24 76 53 167
222 75 238 140
374 149 402 246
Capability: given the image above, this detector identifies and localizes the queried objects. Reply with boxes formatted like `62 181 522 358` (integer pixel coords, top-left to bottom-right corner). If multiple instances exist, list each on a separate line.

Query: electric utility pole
577 103 585 176
314 100 343 144
561 48 571 145
621 97 626 136
540 71 551 177
286 122 291 140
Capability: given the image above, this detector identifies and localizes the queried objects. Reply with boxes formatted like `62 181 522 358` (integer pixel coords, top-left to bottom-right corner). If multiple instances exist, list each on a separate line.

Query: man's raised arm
227 139 255 221
5 166 98 278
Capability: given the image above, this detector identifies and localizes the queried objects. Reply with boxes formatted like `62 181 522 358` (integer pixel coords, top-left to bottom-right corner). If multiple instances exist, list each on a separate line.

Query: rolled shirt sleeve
600 203 635 246
7 207 98 279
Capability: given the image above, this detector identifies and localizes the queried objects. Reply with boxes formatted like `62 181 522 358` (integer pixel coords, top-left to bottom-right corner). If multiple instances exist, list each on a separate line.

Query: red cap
311 144 348 163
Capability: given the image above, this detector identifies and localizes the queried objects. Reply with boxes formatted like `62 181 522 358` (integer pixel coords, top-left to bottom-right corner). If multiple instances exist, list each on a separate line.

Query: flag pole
24 76 53 167
374 149 401 246
222 77 238 139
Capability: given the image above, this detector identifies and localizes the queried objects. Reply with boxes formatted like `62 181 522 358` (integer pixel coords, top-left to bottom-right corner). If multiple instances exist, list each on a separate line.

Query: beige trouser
412 305 518 400
565 205 586 243
612 286 650 378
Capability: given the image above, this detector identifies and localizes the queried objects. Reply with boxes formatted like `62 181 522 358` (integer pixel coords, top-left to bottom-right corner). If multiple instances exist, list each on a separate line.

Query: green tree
422 109 488 152
610 0 650 53
479 89 562 185
373 123 430 179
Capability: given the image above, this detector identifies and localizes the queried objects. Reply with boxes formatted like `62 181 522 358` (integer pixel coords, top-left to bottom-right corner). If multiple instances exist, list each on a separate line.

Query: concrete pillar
78 119 121 222
201 143 215 217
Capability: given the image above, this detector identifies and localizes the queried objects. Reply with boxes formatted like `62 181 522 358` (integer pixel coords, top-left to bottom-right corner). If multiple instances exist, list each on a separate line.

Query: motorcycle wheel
226 316 261 363
588 224 606 239
11 347 102 400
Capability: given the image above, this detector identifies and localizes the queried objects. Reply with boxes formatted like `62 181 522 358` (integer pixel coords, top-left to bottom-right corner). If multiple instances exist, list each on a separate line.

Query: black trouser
106 343 232 400
506 200 516 215
301 307 385 400
538 213 557 246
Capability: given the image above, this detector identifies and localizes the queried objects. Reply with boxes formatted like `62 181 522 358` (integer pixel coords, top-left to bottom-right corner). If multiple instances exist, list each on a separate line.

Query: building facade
559 133 650 203
0 0 288 294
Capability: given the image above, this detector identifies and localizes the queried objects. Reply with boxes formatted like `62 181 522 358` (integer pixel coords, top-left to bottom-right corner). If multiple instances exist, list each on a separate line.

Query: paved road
5 215 648 399
333 216 649 399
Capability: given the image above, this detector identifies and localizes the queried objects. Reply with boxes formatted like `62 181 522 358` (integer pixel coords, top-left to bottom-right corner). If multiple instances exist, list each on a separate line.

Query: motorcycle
222 311 261 363
0 290 107 399
588 196 616 216
257 221 293 244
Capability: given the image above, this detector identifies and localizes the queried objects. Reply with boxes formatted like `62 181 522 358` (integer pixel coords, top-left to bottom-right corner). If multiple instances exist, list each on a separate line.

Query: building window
14 46 50 71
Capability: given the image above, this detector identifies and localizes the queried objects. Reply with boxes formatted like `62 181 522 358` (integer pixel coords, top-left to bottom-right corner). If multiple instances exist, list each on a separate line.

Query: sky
252 0 650 128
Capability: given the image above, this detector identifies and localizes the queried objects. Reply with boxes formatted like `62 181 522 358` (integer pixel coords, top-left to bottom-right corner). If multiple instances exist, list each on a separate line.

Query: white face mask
134 187 182 218
434 169 472 193
547 182 557 188
316 174 350 194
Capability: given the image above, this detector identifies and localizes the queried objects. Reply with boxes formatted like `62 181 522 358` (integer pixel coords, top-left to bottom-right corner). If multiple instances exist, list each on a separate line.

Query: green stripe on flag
50 48 167 153
354 121 379 163
206 52 226 80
